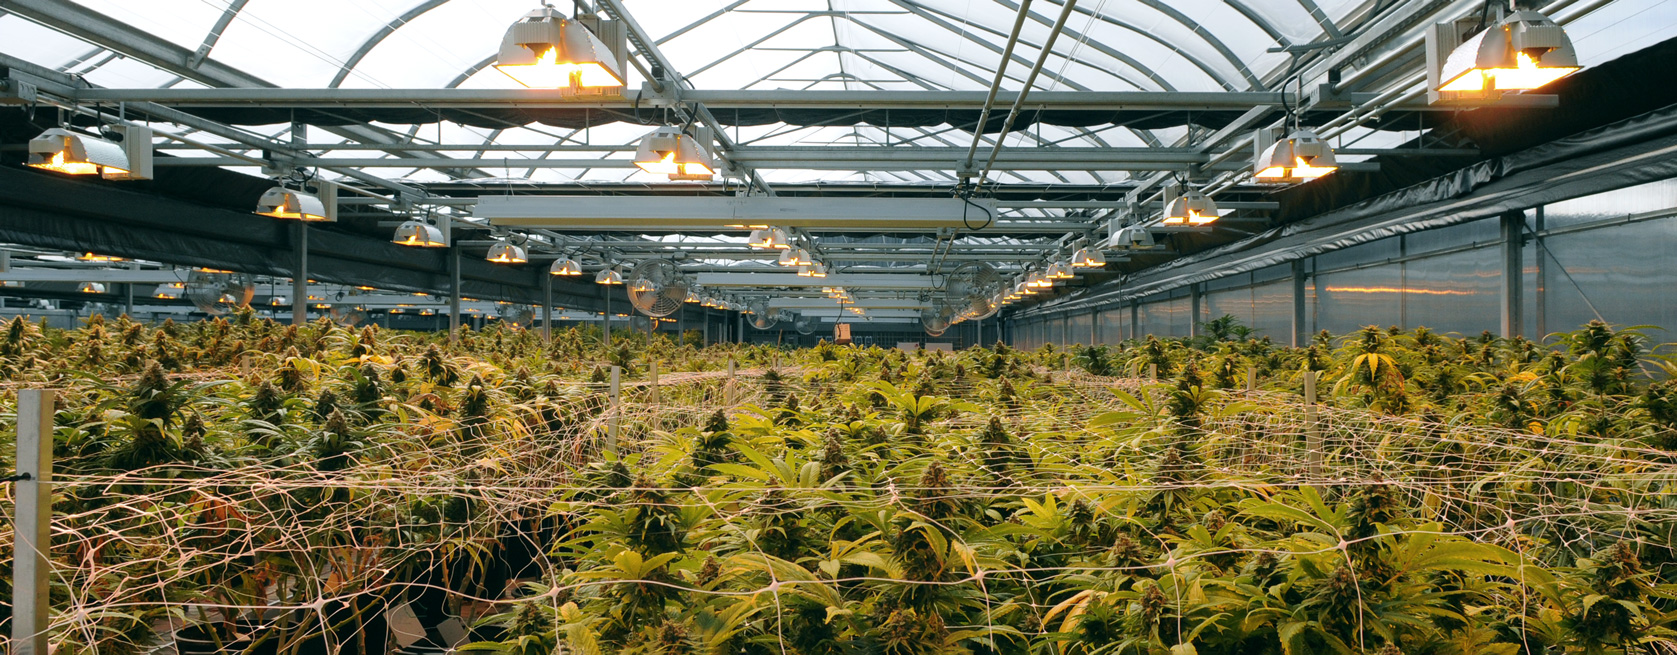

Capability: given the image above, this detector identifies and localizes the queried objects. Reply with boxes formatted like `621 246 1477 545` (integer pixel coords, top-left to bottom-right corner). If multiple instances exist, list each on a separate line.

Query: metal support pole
542 271 553 343
1189 284 1201 338
449 245 461 342
13 389 54 655
1129 301 1139 340
607 365 621 453
603 286 612 347
1501 211 1523 339
1291 259 1308 348
737 312 745 344
292 222 308 326
702 310 711 345
1534 207 1546 338
1303 370 1322 478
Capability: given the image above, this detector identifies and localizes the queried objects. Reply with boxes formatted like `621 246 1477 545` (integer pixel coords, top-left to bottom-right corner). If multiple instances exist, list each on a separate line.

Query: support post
1501 211 1524 339
292 222 309 326
1246 366 1257 392
1129 301 1139 340
542 271 553 343
1534 207 1546 338
1291 259 1308 348
13 389 54 655
1189 284 1201 338
449 245 461 343
603 286 612 347
1147 363 1157 381
607 365 621 453
1303 370 1322 478
737 312 745 344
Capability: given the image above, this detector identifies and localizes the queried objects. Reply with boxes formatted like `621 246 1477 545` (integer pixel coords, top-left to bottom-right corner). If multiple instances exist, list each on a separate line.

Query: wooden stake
1303 370 1322 478
725 359 737 405
13 389 54 655
607 366 621 454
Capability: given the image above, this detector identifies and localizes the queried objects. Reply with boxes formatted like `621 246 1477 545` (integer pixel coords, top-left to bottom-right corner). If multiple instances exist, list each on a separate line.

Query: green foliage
4 316 1676 655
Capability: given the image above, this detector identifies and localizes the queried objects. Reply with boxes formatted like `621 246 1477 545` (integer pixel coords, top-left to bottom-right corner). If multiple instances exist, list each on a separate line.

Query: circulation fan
184 269 255 315
328 304 368 326
626 259 689 318
497 303 535 328
921 301 955 337
628 315 653 332
793 314 816 335
944 262 1004 320
746 299 778 330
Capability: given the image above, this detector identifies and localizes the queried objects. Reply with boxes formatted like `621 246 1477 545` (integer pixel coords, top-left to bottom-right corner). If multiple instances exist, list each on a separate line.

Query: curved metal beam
1137 0 1266 89
188 0 249 69
895 0 1167 93
329 0 450 88
446 54 498 89
1015 0 1244 91
1295 0 1344 38
1222 0 1292 46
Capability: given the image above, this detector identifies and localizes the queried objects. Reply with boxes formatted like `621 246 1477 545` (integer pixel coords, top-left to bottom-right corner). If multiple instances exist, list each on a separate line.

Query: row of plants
0 313 1670 655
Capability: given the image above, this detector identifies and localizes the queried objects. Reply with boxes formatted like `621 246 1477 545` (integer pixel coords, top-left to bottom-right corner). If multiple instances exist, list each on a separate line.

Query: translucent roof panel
0 0 1667 187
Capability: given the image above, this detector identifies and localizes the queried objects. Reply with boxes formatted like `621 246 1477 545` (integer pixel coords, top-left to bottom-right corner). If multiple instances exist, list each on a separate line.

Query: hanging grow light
255 187 330 222
486 241 528 264
595 266 624 285
26 128 129 177
1070 247 1106 268
633 126 715 179
748 227 790 250
1047 261 1075 280
778 247 813 267
550 257 583 276
392 220 447 247
1254 129 1338 182
77 282 106 294
1436 10 1578 95
493 6 624 89
1162 189 1220 226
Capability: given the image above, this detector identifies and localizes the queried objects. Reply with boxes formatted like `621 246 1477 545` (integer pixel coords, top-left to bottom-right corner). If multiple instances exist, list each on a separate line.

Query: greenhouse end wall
1008 178 1677 348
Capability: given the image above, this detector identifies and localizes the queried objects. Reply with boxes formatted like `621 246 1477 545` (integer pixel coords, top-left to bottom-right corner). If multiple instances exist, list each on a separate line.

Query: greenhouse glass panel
1545 178 1677 230
1315 263 1403 335
1249 280 1294 341
1539 215 1677 335
1203 286 1253 330
1405 218 1500 256
1068 312 1094 346
1402 247 1501 336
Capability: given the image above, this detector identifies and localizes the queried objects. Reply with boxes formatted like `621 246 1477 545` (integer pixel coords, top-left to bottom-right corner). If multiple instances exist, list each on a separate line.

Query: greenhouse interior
4 0 1677 653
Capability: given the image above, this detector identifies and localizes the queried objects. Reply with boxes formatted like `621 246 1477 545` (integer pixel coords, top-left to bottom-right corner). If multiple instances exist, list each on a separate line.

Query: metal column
1291 259 1308 348
603 285 612 347
1129 301 1139 340
542 271 553 343
1501 212 1524 339
1534 207 1546 338
292 222 308 326
449 245 461 342
1189 284 1201 338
